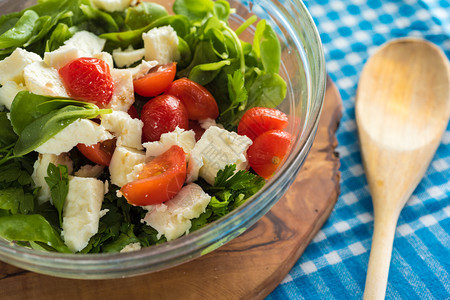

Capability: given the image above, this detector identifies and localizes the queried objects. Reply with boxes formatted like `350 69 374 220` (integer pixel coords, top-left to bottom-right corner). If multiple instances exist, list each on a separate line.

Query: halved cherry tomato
133 62 177 97
77 139 116 166
141 94 189 142
247 130 291 179
59 57 113 106
120 145 186 206
238 107 288 141
128 105 139 119
189 120 205 142
166 78 219 120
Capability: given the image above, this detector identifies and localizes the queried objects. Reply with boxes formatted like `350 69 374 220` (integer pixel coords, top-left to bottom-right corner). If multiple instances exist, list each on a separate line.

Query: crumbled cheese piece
187 126 252 184
128 60 158 80
106 69 135 112
0 48 42 85
43 47 83 69
0 81 27 110
109 146 146 187
74 164 105 178
143 26 180 64
23 62 69 97
31 153 73 205
143 127 196 160
34 119 113 155
112 46 146 67
91 0 134 12
142 183 211 241
93 52 114 69
120 242 141 253
63 31 106 57
199 118 223 130
101 110 144 149
62 176 104 252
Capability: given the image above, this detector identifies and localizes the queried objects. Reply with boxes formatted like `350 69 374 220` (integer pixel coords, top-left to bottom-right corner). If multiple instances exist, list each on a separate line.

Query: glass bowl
0 0 325 279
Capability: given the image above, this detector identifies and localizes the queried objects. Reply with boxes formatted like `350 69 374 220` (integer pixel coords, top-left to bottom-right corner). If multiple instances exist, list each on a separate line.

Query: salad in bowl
0 0 325 278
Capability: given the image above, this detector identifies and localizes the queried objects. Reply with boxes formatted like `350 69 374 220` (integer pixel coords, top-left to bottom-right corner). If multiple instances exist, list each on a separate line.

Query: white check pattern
266 0 450 299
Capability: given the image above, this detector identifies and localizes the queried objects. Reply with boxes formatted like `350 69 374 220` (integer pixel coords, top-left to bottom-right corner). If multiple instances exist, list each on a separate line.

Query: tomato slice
141 94 189 143
133 62 177 97
121 145 186 206
59 57 113 106
77 139 116 166
238 107 288 141
166 78 219 120
247 130 291 179
188 120 205 142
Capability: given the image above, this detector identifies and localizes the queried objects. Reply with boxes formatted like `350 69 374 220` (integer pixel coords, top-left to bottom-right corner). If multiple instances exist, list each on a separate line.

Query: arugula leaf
0 214 70 253
44 163 69 227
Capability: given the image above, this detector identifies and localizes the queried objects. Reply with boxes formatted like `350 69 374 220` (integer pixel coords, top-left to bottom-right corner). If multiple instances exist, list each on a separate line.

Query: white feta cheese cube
43 47 83 69
142 183 211 241
74 164 105 178
62 176 105 252
129 60 158 80
109 146 146 187
101 110 143 149
63 31 106 57
143 127 195 159
143 26 180 65
187 126 252 184
120 242 142 253
23 62 69 97
0 81 27 110
93 52 114 69
91 0 134 12
35 119 113 155
0 48 42 85
112 46 146 67
199 118 223 130
106 69 135 112
31 153 73 205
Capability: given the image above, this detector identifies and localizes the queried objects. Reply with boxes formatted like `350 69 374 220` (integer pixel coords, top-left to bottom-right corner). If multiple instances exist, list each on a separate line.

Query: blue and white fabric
267 0 450 299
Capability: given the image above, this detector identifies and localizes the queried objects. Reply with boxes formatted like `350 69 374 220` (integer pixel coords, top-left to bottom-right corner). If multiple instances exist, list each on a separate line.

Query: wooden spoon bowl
356 38 450 299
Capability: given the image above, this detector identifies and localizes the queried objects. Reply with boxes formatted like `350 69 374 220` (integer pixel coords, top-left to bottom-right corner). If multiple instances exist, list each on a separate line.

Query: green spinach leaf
0 10 39 49
124 2 168 30
0 214 70 253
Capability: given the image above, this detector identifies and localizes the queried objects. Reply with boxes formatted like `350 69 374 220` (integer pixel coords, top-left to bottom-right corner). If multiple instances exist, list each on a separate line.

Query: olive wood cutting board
0 77 342 300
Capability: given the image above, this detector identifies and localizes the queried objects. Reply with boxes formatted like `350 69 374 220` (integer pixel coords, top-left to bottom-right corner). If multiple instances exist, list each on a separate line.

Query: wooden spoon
355 38 450 299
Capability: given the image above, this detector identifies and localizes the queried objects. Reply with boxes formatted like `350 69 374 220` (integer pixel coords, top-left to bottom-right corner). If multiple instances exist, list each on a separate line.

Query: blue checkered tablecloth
267 0 450 299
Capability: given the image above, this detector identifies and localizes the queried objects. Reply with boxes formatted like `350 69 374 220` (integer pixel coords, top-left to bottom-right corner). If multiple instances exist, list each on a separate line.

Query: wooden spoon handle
363 211 399 300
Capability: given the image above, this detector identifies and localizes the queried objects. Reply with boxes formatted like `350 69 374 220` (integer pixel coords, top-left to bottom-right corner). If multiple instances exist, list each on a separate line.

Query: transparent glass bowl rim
0 0 326 278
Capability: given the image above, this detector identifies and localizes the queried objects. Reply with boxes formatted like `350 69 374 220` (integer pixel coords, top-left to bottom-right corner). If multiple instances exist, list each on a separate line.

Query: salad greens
0 0 288 253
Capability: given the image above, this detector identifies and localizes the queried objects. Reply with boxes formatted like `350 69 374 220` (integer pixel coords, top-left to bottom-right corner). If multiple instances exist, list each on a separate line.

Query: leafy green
0 112 17 147
45 22 75 52
0 10 39 48
44 163 69 227
124 2 168 30
0 214 70 253
253 19 281 74
193 165 265 229
9 93 111 157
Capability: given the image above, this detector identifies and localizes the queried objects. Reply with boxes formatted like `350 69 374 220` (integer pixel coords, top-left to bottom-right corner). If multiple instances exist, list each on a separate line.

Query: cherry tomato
166 78 219 120
77 139 116 166
188 120 205 142
133 62 177 98
247 130 291 179
120 145 186 206
141 94 189 142
128 105 139 119
238 107 288 141
59 57 113 106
